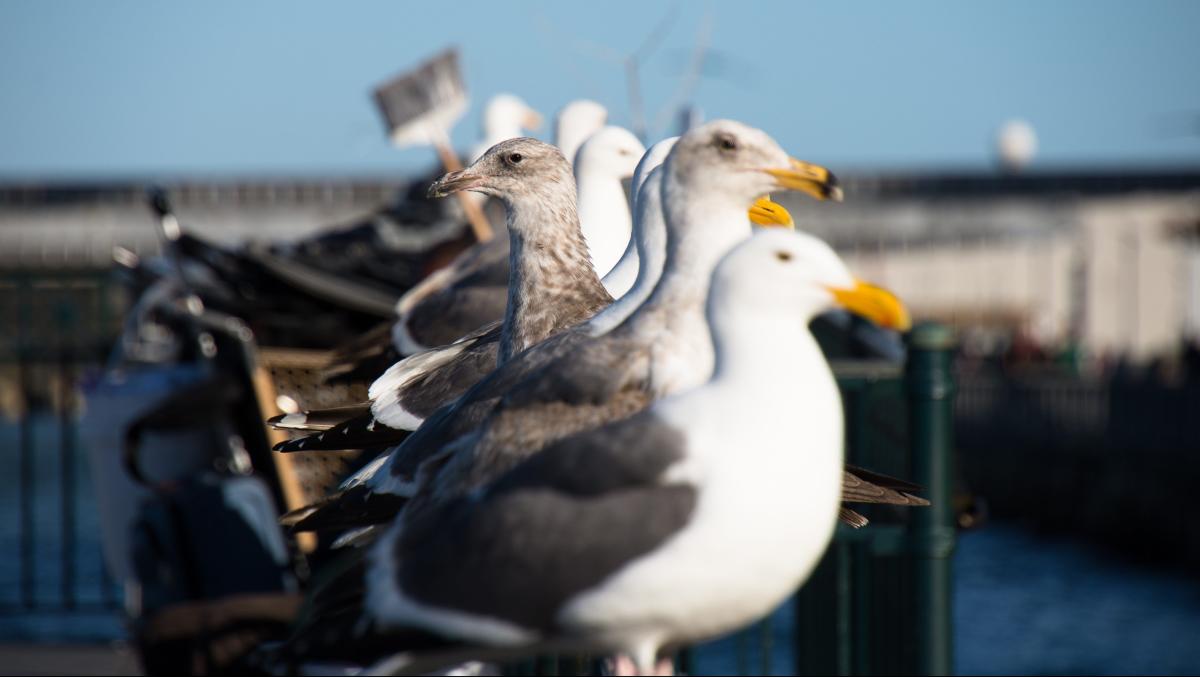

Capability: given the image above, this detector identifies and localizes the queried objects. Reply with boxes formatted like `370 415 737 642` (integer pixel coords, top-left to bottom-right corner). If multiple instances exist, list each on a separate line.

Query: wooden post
430 127 494 243
249 365 317 554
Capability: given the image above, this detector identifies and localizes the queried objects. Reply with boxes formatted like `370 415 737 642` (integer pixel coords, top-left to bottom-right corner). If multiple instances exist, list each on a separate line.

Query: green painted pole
905 322 957 676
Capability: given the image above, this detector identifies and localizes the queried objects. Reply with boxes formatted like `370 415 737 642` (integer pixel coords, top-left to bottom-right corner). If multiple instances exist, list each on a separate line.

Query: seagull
390 101 612 357
318 101 608 385
269 138 612 452
389 124 644 356
358 228 912 675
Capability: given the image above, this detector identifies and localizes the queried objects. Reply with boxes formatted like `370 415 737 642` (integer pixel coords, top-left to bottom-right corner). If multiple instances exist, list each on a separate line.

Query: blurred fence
957 370 1200 566
0 269 125 635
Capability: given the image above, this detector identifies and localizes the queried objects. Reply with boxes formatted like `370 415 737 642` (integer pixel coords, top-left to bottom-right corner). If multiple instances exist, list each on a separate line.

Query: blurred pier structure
780 169 1200 362
0 180 401 267
778 167 1200 565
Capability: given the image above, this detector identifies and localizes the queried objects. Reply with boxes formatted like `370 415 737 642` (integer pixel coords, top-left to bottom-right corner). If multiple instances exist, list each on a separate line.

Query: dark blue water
954 525 1200 675
4 415 1200 672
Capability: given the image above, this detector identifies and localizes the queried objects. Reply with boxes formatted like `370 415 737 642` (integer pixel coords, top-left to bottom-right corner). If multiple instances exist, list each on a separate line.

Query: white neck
575 163 633 280
599 229 640 298
596 175 752 393
623 178 751 335
588 172 667 335
655 186 748 304
709 297 829 393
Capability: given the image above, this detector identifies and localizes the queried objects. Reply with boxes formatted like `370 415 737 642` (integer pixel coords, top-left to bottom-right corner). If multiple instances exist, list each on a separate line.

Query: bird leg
606 653 676 676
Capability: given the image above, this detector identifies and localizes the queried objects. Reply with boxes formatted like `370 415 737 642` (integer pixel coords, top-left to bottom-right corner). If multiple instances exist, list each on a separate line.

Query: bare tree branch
632 2 681 64
652 5 714 134
526 2 688 141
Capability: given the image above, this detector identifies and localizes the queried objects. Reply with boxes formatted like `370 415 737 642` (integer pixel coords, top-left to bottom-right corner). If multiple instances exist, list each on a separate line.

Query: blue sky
1 0 1198 178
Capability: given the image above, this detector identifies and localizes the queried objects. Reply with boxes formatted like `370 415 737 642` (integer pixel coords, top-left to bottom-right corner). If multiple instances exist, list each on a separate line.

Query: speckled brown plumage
429 137 613 366
270 139 613 453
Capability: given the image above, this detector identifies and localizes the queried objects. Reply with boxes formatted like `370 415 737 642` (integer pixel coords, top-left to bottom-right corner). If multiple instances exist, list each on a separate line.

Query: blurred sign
372 48 468 148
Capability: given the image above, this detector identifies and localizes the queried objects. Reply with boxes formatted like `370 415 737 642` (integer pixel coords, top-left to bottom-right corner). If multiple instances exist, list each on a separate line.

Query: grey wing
403 285 508 349
321 321 399 383
484 409 689 497
387 412 696 633
272 323 502 454
404 405 676 520
399 238 510 350
498 334 649 410
384 329 593 483
452 336 652 465
392 323 502 422
397 336 653 503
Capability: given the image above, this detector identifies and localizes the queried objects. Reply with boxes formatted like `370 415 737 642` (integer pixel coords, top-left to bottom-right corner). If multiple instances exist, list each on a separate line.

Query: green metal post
905 322 957 676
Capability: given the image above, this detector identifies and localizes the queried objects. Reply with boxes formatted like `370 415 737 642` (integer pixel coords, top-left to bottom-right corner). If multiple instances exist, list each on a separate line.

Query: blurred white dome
996 119 1038 171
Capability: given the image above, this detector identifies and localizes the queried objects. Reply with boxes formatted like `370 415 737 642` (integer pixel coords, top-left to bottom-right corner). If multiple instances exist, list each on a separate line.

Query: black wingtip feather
287 487 408 533
272 413 410 453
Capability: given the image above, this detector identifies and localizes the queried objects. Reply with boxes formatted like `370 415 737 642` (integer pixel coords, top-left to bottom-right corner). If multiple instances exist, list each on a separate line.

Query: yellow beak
747 196 794 228
762 158 843 202
829 279 912 331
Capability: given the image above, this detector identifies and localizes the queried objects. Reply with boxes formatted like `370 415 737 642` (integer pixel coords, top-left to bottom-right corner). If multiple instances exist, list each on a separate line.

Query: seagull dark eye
508 153 523 164
716 134 738 152
775 251 793 262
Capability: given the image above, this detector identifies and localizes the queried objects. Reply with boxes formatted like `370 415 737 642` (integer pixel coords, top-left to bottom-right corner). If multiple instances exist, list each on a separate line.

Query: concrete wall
1076 196 1199 360
832 193 1200 360
841 234 1074 342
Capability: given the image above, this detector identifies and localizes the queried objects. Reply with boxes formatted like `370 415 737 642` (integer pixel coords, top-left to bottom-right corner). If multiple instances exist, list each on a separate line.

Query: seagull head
666 119 842 207
714 229 911 331
484 93 543 137
555 100 608 165
428 137 573 204
574 126 646 180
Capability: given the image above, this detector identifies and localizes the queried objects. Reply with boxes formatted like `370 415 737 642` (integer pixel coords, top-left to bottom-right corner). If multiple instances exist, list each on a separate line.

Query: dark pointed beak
428 169 487 198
